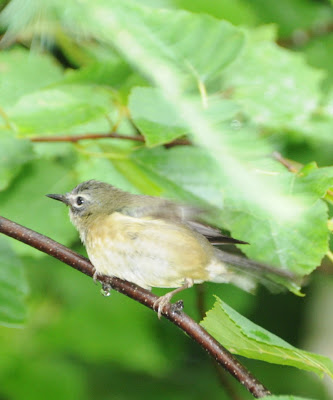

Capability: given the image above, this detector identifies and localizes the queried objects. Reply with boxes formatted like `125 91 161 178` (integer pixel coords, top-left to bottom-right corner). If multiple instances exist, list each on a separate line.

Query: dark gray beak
46 193 69 205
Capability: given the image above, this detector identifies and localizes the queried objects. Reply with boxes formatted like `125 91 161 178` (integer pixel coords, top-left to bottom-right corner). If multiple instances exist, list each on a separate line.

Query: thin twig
29 132 192 147
30 132 145 143
272 151 299 173
0 216 270 398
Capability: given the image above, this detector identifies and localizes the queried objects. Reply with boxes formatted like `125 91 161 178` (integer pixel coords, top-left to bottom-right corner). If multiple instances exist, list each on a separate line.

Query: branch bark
0 216 271 398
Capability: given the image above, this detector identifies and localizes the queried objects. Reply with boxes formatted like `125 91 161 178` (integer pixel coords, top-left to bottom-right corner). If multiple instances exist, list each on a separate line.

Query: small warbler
47 180 295 317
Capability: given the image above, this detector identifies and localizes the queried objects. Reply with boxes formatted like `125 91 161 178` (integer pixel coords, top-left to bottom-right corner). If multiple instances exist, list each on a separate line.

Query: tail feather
211 249 303 294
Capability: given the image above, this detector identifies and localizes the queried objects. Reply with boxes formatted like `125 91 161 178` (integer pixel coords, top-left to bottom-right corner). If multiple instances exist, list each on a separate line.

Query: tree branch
0 216 270 398
29 132 191 147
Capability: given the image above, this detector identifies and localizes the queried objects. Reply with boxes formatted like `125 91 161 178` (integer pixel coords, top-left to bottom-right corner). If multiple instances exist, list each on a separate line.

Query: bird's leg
92 268 99 284
153 278 193 319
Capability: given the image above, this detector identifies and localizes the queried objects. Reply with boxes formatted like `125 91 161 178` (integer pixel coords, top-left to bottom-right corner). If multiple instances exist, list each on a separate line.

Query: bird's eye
76 196 84 206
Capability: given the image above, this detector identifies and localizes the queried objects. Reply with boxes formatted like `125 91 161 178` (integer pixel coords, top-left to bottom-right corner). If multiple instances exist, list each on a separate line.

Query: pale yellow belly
85 212 212 289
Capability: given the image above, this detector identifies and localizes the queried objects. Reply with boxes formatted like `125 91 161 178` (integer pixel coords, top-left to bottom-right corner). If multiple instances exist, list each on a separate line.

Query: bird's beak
46 193 69 205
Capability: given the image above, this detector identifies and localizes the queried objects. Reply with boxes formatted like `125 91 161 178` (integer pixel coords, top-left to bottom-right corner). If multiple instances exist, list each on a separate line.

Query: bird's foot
153 279 193 319
153 296 184 319
153 293 174 319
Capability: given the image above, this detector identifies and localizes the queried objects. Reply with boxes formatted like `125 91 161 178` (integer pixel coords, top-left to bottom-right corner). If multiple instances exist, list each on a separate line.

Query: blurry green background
0 0 333 399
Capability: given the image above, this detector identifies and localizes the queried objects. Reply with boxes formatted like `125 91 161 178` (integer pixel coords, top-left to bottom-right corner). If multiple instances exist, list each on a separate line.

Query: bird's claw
93 269 99 284
153 296 184 319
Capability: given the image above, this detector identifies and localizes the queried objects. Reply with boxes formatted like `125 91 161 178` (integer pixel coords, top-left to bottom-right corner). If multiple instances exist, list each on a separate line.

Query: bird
47 179 297 318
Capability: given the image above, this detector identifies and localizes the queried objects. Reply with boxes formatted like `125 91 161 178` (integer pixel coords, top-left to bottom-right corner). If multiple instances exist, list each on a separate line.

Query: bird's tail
208 248 303 295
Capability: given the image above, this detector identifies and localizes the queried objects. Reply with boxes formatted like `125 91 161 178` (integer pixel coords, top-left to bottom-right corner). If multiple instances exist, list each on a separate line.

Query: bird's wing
186 220 248 245
121 198 247 245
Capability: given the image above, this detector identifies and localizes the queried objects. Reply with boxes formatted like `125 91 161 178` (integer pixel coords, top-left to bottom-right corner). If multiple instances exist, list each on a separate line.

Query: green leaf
0 136 34 191
169 0 258 26
7 85 114 134
249 0 333 38
0 237 28 327
0 158 78 256
117 4 244 83
295 165 333 202
129 86 241 146
201 297 333 378
221 26 324 130
132 147 329 277
129 87 188 146
0 47 63 107
286 88 333 143
86 1 245 86
63 59 134 89
222 197 329 277
75 145 141 194
304 32 333 90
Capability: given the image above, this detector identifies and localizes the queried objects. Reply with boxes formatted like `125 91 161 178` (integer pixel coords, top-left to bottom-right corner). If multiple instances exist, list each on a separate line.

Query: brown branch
272 151 300 173
29 132 192 147
30 132 146 143
0 215 270 398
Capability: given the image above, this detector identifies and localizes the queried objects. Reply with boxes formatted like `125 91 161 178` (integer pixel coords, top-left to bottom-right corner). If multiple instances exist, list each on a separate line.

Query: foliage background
0 0 333 399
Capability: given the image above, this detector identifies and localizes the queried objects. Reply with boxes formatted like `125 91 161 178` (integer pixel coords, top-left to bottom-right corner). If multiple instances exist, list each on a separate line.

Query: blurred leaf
169 0 258 26
0 237 28 327
201 297 333 378
221 27 324 130
129 87 188 146
295 165 333 202
304 33 333 90
25 257 179 376
0 158 77 256
75 144 141 194
1 357 88 400
249 0 333 38
0 47 63 107
129 86 241 146
79 1 245 89
63 59 134 89
132 146 329 277
7 85 114 134
116 5 245 84
0 136 34 191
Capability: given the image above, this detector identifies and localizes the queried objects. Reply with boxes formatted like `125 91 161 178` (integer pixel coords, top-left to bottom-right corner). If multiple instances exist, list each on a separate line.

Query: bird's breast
84 212 212 289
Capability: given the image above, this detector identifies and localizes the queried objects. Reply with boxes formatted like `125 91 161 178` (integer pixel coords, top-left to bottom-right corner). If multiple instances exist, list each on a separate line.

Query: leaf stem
0 215 271 398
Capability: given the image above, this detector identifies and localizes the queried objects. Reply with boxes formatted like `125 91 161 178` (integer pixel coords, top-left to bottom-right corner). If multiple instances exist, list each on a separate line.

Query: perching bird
47 180 296 317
